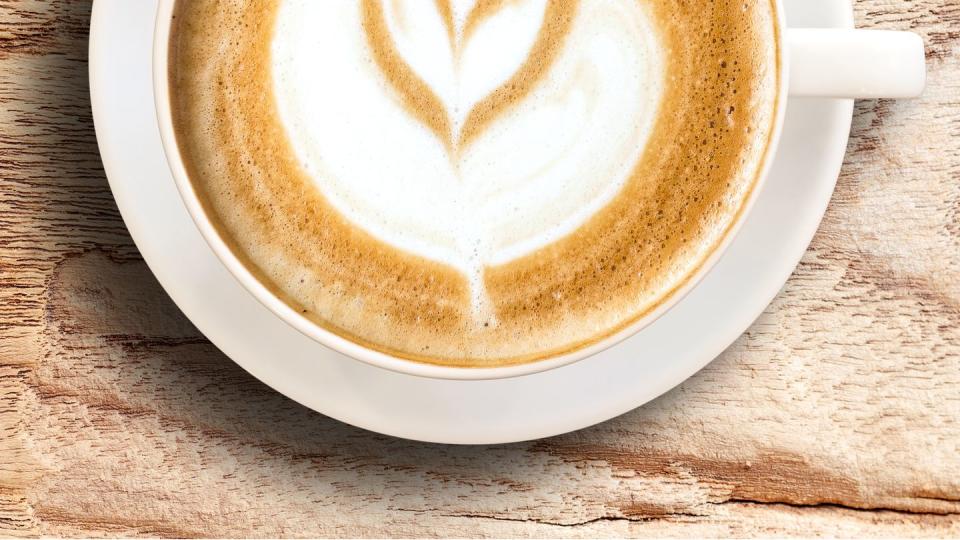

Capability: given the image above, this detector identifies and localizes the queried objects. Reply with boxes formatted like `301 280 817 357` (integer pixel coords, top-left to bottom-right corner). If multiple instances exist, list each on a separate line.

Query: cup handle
787 29 926 99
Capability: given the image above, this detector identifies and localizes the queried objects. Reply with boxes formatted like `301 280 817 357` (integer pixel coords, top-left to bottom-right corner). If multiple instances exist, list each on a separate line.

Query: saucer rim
90 0 854 444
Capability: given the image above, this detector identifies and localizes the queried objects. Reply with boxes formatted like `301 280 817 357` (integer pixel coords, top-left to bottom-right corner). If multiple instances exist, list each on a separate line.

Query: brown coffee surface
168 0 780 367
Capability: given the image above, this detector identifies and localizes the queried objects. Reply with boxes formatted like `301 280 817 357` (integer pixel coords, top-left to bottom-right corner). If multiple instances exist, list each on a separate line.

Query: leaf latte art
169 0 780 366
273 0 662 324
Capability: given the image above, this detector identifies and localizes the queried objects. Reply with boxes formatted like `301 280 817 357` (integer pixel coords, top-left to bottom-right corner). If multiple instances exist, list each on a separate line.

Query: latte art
169 0 779 366
273 0 663 323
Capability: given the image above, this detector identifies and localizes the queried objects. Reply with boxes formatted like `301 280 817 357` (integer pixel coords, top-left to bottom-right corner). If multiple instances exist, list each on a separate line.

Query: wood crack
410 498 960 528
423 511 705 527
715 498 960 517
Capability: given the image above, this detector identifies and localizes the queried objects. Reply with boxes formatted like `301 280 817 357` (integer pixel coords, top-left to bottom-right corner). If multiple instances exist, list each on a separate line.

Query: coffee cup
153 0 924 380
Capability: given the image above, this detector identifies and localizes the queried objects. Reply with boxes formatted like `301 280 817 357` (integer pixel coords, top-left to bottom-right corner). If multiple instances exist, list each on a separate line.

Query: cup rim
151 0 789 381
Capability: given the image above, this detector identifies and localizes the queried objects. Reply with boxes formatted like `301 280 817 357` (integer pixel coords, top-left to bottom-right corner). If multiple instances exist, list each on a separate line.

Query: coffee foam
272 0 663 323
168 0 779 366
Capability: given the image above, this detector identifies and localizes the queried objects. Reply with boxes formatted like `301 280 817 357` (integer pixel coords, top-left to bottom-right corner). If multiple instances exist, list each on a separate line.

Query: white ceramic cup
152 1 925 380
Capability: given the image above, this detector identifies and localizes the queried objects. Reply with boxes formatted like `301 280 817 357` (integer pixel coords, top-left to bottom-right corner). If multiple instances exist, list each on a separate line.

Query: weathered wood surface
0 1 958 537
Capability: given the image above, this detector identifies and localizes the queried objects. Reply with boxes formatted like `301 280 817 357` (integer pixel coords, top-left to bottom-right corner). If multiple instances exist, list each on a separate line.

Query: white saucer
90 0 854 444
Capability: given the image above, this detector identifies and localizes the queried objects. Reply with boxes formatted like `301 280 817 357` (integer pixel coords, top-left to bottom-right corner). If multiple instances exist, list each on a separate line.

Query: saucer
90 0 854 444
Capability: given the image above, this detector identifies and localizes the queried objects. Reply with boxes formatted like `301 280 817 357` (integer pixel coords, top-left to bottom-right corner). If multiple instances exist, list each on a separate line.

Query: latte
167 0 780 367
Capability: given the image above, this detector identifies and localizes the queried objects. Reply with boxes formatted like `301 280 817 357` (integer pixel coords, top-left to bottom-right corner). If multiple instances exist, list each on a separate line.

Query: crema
168 0 780 367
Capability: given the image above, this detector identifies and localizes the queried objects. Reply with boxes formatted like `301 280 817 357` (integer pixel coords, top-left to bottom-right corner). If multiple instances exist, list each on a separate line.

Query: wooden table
1 1 958 537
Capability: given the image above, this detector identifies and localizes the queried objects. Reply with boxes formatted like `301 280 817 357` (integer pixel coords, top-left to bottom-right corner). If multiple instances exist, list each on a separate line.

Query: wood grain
1 1 958 537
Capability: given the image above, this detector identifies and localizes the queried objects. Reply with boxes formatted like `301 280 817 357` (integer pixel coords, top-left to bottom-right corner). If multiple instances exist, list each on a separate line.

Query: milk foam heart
272 0 664 321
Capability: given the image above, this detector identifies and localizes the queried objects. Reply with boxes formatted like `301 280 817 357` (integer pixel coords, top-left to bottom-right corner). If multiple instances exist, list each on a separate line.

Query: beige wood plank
0 1 957 537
